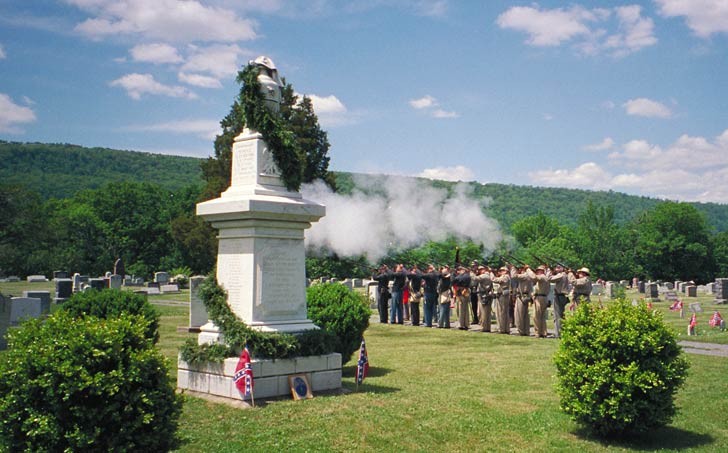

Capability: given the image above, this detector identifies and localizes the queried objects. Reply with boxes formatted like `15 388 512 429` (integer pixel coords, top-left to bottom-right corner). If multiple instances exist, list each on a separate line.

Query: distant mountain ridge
3 141 728 231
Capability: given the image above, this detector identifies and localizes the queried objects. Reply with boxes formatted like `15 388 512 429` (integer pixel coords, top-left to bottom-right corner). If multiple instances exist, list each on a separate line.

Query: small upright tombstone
26 275 48 283
715 278 728 304
154 272 170 285
72 273 82 293
89 278 106 290
638 281 645 293
0 293 9 349
54 279 73 303
113 258 125 280
647 283 659 301
23 291 51 314
109 274 123 290
591 283 604 296
686 285 697 297
665 282 674 290
352 278 363 288
9 297 43 325
189 276 208 331
53 271 69 280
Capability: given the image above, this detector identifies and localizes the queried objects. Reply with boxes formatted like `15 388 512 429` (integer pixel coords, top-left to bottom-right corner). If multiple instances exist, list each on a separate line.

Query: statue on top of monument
250 56 283 114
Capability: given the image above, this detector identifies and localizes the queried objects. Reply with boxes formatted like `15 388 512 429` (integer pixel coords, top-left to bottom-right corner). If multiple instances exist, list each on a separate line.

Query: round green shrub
0 311 182 451
62 289 160 343
307 282 370 363
554 300 689 437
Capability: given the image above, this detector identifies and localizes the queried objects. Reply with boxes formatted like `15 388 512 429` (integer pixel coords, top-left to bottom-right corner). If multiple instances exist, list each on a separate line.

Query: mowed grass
3 282 728 451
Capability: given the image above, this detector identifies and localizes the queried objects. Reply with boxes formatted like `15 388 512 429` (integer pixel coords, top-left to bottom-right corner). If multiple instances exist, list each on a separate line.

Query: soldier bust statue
250 56 283 114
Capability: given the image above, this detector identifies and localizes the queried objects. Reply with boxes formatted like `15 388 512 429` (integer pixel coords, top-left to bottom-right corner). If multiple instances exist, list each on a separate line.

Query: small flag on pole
709 311 723 327
233 345 254 397
356 338 369 385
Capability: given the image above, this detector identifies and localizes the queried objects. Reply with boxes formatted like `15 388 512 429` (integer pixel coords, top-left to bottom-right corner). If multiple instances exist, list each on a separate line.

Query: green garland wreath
238 65 303 191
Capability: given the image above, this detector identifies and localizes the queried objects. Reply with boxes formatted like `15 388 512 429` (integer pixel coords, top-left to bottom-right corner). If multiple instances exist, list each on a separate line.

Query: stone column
197 130 325 341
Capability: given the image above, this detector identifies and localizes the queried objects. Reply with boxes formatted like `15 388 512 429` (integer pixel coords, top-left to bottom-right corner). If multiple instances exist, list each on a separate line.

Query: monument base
177 352 342 400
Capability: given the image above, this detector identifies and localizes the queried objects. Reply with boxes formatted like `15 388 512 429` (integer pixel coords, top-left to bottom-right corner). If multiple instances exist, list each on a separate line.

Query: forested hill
4 141 728 231
0 141 203 198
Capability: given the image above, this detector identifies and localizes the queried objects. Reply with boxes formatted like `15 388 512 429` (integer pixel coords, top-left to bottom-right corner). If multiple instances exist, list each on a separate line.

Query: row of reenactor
372 262 592 338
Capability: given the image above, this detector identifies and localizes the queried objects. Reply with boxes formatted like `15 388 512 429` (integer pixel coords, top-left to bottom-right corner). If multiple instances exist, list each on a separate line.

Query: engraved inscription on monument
256 240 305 320
260 146 281 177
231 141 256 187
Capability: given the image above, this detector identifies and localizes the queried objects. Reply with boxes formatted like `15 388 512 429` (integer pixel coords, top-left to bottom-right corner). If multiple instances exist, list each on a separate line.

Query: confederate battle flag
356 338 369 385
709 311 723 327
689 313 697 329
233 345 254 396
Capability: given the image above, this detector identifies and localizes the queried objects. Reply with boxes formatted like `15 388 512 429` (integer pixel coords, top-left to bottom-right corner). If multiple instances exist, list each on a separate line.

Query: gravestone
665 282 674 290
79 275 89 284
23 291 51 314
321 277 330 283
591 283 604 296
678 282 687 293
89 278 106 290
146 287 161 295
330 277 338 283
154 272 170 285
26 275 47 283
9 297 43 324
675 281 682 291
714 278 728 304
161 284 179 293
367 282 379 308
647 283 659 301
113 258 125 278
689 302 703 313
72 273 82 292
6 276 20 282
697 285 708 293
189 276 208 330
605 282 620 299
54 279 73 302
638 281 645 293
105 271 112 278
686 285 697 297
706 282 715 294
109 274 123 289
352 278 363 288
53 271 69 279
0 293 9 349
665 291 678 301
342 280 353 290
147 282 160 289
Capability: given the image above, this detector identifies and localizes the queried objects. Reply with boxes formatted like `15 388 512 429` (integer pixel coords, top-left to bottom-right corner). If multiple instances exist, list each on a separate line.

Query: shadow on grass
342 382 400 394
341 365 393 378
574 425 714 451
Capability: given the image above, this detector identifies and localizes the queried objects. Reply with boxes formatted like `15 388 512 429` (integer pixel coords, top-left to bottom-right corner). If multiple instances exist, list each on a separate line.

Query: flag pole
250 388 255 408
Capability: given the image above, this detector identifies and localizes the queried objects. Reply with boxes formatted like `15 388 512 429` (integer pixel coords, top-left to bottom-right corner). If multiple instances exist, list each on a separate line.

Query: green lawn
3 282 727 451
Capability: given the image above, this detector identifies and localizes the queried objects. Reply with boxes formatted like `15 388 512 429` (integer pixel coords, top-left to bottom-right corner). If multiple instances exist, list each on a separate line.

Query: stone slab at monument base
177 353 342 400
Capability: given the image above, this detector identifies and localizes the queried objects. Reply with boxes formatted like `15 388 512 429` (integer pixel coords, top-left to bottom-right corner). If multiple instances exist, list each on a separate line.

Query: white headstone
26 275 47 283
9 297 43 325
161 284 179 293
109 274 123 289
146 287 161 295
154 272 170 284
22 291 51 314
72 273 82 292
189 276 208 329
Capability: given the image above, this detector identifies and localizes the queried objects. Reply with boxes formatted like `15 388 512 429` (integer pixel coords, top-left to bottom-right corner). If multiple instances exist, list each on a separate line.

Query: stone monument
196 56 325 339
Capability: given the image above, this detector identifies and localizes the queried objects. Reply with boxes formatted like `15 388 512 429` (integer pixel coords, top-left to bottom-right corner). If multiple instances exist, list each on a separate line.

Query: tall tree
634 202 715 282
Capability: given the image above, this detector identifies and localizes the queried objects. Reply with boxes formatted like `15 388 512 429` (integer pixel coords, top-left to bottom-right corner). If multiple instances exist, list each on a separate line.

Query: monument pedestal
196 130 325 335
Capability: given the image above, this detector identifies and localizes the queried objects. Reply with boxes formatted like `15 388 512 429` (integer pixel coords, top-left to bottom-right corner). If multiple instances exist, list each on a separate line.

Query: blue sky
1 0 727 202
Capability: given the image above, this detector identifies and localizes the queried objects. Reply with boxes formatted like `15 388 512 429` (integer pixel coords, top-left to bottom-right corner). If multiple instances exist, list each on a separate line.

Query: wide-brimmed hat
499 266 508 272
536 265 547 272
577 267 590 275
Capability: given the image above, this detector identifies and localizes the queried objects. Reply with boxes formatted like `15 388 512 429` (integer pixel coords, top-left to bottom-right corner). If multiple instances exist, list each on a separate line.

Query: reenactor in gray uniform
492 267 511 334
512 265 535 336
533 265 550 338
549 265 571 338
572 267 592 306
453 266 472 330
472 265 494 332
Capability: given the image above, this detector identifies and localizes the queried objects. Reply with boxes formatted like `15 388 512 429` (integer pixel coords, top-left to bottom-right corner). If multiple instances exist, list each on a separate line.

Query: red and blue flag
356 338 369 385
233 345 254 396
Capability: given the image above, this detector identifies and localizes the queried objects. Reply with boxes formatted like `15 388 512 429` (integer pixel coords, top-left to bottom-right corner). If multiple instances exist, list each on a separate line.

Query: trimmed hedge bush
0 311 182 451
306 282 370 363
554 300 689 437
62 289 160 343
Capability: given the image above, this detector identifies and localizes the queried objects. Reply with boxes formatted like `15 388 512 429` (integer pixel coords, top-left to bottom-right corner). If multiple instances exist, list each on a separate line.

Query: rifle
541 255 571 270
530 253 551 267
505 253 527 267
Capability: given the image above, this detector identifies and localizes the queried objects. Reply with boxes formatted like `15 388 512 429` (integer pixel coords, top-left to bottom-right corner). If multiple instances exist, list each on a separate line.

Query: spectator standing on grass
372 265 391 324
437 266 452 329
389 264 407 324
421 264 440 327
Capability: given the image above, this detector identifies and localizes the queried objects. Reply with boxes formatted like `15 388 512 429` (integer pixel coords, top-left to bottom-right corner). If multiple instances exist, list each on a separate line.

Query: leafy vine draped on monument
201 59 334 196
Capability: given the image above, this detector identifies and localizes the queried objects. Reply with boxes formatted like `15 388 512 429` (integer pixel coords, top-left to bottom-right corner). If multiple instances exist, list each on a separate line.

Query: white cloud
418 165 474 182
409 94 458 118
180 44 250 79
416 0 448 17
126 119 220 140
543 113 554 121
623 97 672 118
497 4 656 57
601 100 616 109
0 43 6 59
531 128 728 202
109 73 197 100
130 43 182 64
496 5 593 46
432 109 458 118
66 0 258 43
178 72 222 88
583 137 615 151
656 0 728 37
0 93 36 133
409 95 437 109
307 94 347 115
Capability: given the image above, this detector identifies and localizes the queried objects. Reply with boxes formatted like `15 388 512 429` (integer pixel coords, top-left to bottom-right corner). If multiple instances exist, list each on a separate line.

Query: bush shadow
342 382 400 395
573 425 714 451
342 365 393 378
